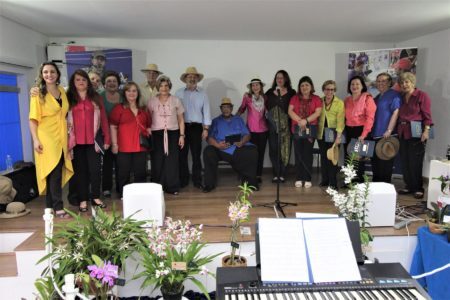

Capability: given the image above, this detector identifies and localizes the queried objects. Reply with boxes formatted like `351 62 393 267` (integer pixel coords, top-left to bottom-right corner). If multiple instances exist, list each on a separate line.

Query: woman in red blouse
66 69 111 211
397 72 433 199
288 76 322 188
110 82 151 198
344 75 376 183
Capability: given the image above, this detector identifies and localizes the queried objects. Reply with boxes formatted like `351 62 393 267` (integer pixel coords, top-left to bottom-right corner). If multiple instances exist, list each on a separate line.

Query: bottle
5 155 13 171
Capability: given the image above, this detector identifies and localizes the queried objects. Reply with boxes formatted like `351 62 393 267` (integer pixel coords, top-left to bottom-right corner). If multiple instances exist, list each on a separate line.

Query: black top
265 88 296 113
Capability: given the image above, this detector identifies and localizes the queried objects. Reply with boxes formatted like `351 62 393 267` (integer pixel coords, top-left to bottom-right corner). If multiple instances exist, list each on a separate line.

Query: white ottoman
123 183 165 226
364 182 396 227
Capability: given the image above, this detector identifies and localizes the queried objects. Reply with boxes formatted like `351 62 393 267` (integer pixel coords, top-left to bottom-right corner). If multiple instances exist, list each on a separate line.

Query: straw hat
180 66 204 83
220 97 233 107
0 202 31 219
327 143 340 166
246 77 266 89
375 136 400 160
141 63 162 74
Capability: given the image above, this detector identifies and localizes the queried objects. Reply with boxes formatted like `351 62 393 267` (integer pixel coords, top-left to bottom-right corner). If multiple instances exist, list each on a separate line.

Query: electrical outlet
240 226 251 235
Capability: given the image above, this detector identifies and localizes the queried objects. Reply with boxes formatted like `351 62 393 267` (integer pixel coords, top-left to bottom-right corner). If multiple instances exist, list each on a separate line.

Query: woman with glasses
317 80 345 189
29 62 74 218
371 73 401 183
397 72 433 199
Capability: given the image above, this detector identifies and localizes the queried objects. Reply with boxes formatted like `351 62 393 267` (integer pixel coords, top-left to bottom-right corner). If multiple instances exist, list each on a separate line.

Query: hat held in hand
375 136 400 160
327 143 340 166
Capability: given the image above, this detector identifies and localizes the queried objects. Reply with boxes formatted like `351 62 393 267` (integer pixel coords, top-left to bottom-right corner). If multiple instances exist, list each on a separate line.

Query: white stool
123 183 165 226
364 182 396 227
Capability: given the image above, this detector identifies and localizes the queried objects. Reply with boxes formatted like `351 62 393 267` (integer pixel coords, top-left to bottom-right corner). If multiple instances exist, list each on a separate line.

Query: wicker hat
327 143 340 166
141 63 162 74
0 202 31 219
220 97 233 107
246 77 266 89
180 66 204 83
375 136 400 160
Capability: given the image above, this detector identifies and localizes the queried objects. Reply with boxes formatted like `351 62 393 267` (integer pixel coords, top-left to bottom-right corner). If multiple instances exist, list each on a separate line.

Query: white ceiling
1 0 450 42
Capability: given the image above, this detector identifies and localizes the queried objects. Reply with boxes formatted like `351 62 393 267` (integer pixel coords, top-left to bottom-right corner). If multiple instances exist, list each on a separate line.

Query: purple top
237 93 268 133
397 88 433 139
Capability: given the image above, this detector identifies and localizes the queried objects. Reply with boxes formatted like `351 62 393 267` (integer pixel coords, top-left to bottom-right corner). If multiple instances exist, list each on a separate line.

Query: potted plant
135 217 220 300
35 206 148 299
222 182 255 267
426 202 450 234
326 154 373 249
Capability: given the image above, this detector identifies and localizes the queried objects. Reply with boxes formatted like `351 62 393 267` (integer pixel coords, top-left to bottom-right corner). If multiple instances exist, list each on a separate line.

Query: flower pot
161 285 184 300
428 221 446 234
222 255 247 267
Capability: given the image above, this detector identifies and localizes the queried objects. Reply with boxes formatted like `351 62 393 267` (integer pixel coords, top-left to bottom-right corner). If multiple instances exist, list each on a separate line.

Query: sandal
398 189 412 195
91 199 107 209
414 191 424 199
79 201 88 212
55 211 71 219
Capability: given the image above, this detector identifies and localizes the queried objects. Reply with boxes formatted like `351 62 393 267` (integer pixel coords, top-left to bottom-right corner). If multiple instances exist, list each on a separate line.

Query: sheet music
302 218 362 283
259 218 310 282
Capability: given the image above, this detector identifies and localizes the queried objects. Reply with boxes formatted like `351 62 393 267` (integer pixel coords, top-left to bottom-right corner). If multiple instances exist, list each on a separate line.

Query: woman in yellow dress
29 62 73 218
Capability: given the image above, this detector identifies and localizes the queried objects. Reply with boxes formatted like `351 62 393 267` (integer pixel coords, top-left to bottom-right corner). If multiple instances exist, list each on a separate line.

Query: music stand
256 91 296 217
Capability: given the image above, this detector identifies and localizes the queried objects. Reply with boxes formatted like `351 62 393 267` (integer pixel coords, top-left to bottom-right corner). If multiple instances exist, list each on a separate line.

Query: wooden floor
0 168 427 252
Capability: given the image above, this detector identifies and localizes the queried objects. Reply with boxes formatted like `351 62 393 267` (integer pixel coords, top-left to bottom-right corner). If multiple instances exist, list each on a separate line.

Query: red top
289 94 322 133
344 92 377 139
71 96 111 145
109 104 152 153
397 88 433 139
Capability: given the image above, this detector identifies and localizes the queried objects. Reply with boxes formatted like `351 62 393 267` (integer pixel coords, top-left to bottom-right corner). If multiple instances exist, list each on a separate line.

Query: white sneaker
304 181 312 188
295 181 303 188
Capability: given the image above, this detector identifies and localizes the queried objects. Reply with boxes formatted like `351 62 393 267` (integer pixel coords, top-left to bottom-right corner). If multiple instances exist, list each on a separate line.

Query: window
0 73 23 171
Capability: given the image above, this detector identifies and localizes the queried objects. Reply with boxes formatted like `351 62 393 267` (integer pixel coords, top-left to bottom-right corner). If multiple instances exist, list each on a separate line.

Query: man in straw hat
371 72 401 183
83 50 107 78
175 66 211 189
202 98 258 193
140 63 163 107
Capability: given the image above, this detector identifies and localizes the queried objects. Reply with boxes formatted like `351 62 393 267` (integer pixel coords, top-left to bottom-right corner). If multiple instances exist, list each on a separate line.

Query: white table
427 159 450 209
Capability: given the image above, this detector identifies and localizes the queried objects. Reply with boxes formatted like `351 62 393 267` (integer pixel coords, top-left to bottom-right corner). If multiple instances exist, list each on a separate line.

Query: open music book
258 218 362 283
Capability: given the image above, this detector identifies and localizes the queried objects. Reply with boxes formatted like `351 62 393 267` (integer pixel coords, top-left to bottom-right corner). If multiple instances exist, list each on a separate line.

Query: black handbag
139 133 152 149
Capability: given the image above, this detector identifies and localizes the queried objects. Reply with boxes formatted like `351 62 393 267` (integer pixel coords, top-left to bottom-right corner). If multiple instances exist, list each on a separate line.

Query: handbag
139 133 152 149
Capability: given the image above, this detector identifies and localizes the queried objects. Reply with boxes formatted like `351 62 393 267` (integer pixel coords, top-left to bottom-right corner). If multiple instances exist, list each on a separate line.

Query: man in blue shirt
175 67 211 189
202 98 258 193
371 72 401 183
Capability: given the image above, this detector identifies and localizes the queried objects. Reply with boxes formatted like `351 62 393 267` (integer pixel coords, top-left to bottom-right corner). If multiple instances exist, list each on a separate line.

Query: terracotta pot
428 221 446 234
222 255 247 267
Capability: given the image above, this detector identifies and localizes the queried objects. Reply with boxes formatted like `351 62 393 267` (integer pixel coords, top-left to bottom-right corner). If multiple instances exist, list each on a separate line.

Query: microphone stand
257 88 296 217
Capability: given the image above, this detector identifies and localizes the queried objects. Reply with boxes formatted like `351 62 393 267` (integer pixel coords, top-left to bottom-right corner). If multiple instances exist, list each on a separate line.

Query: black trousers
318 139 339 188
250 131 268 177
268 127 287 178
293 138 314 181
102 149 119 193
45 153 64 211
345 125 366 183
203 145 258 189
399 138 426 193
179 123 203 186
371 138 395 183
72 144 101 202
151 129 180 193
117 151 147 196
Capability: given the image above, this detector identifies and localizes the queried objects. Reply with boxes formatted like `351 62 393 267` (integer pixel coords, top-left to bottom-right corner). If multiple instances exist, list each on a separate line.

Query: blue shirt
372 89 401 138
175 87 211 126
209 115 250 155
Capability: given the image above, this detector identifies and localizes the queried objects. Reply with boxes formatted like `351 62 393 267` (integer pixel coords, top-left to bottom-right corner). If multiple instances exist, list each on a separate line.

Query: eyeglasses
376 80 389 83
324 88 335 91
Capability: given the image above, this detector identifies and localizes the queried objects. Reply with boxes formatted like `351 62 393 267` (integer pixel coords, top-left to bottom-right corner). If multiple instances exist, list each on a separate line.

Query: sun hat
141 63 162 74
246 77 265 89
220 97 233 107
0 202 31 219
180 66 204 83
327 143 340 166
375 136 400 160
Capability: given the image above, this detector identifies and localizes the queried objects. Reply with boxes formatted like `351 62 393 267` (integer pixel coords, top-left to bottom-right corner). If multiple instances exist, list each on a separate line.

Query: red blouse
109 104 151 153
71 97 111 146
289 94 322 133
397 88 433 139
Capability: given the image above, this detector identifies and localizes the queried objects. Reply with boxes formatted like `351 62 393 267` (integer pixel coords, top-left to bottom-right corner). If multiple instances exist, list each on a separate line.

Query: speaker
4 164 39 203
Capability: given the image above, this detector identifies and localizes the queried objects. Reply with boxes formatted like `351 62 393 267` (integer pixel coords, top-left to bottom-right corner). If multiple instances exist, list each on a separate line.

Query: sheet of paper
295 212 338 219
259 218 310 282
302 218 362 283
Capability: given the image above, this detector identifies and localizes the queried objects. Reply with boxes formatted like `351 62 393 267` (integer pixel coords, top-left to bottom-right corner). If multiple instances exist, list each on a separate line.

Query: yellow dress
29 86 73 195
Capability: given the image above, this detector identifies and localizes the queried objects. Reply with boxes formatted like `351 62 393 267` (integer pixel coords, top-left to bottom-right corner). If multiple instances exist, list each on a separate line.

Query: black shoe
79 205 88 212
279 177 285 183
91 199 107 209
202 186 214 193
193 182 204 190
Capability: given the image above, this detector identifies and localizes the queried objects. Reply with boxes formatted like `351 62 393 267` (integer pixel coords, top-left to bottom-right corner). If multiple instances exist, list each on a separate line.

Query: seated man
202 98 258 192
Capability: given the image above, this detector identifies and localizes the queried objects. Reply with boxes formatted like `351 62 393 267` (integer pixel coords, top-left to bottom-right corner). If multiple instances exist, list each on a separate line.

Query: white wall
397 28 450 177
0 16 49 162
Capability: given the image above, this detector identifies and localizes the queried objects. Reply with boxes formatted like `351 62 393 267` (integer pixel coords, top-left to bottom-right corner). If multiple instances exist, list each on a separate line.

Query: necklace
325 96 334 111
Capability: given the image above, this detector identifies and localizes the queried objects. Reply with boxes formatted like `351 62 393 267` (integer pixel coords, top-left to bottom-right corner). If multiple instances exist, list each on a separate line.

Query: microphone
276 87 281 97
